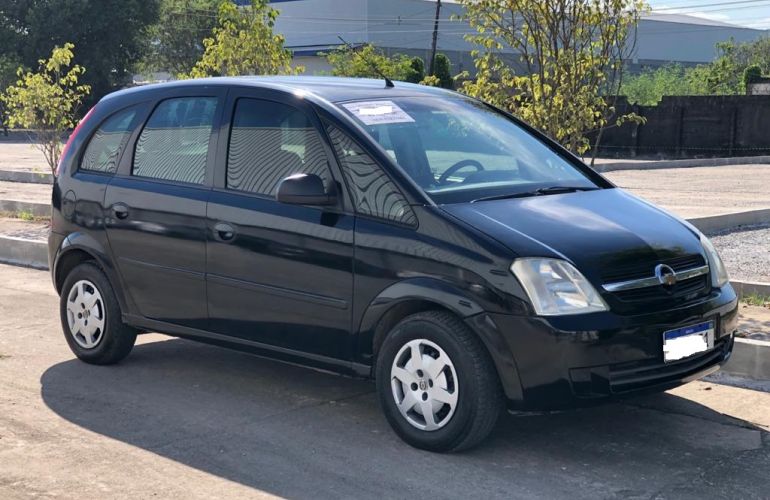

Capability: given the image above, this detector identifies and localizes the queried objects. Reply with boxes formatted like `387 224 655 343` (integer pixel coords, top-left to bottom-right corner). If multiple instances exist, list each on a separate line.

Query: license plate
663 321 714 362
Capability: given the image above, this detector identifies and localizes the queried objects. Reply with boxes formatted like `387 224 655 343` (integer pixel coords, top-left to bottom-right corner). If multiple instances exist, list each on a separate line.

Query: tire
376 310 504 452
59 262 137 365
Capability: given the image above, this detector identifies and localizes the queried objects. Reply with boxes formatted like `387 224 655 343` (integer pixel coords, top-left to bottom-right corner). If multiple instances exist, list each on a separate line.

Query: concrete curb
0 235 48 270
722 337 770 381
730 279 770 298
687 208 770 234
594 155 770 172
0 169 52 184
0 199 50 217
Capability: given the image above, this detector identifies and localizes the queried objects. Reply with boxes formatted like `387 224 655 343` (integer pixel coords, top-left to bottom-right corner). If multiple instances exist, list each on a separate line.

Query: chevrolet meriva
49 77 737 452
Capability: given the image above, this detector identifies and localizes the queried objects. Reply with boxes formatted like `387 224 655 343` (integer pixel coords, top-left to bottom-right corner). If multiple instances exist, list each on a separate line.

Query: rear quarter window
79 106 141 174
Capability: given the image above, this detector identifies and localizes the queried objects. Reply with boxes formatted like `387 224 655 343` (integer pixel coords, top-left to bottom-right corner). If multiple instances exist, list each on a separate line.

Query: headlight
511 258 608 316
700 235 729 288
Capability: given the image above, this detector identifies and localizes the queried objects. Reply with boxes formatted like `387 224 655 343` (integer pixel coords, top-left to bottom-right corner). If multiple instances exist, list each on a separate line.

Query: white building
267 0 768 75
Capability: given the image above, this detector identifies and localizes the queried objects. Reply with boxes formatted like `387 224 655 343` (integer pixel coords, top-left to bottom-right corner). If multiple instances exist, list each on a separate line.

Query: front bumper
472 286 739 410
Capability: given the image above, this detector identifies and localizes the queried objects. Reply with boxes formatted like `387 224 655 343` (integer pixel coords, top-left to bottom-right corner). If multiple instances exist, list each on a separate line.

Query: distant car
48 77 738 452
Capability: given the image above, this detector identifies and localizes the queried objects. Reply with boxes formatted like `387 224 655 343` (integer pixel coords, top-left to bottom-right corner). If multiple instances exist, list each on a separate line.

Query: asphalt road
1 263 769 499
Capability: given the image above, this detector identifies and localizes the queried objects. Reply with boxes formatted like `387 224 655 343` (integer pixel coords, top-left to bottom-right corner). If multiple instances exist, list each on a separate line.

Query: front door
206 91 354 361
104 93 223 329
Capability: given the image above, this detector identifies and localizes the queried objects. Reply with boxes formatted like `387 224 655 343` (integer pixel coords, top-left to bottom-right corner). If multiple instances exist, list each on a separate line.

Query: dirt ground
0 263 769 499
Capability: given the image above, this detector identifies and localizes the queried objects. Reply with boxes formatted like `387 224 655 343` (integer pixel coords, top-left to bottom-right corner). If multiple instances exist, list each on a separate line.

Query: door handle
112 203 129 220
214 222 236 242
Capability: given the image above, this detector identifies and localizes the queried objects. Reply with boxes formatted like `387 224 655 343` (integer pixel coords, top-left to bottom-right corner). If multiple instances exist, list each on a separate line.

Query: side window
227 98 330 196
326 124 416 225
133 97 216 184
80 106 139 173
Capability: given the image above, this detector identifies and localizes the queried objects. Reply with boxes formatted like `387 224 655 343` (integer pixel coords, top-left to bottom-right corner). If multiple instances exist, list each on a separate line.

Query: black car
49 76 738 452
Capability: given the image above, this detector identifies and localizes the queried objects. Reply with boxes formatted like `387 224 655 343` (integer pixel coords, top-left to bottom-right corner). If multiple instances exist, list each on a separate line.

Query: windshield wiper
471 186 599 203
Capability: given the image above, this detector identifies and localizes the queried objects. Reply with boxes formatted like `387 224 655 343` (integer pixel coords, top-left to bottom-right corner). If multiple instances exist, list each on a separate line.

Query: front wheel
376 311 503 452
59 262 137 365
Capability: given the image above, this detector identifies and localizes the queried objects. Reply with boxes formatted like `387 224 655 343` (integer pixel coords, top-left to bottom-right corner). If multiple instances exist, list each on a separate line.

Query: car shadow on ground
40 337 770 499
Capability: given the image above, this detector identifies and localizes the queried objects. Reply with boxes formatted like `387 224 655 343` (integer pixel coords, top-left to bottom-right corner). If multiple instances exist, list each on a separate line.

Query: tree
701 40 742 95
144 0 223 76
433 53 453 89
0 55 23 136
0 0 159 105
621 64 710 105
406 57 425 84
186 0 298 78
323 44 417 81
744 64 763 91
1 44 90 173
458 0 645 155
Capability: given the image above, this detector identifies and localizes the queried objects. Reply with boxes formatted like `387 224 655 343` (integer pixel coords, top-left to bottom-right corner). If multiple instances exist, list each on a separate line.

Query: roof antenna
337 36 394 88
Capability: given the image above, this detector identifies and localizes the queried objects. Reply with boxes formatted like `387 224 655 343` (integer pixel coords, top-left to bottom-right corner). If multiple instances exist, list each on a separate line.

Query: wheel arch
357 277 524 402
53 233 132 315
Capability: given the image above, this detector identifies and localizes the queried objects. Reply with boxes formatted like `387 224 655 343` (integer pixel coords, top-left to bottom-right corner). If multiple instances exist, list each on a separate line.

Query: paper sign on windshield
342 100 415 126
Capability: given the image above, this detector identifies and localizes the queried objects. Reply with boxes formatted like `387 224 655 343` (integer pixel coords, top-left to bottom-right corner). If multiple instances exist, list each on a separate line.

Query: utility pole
428 0 441 76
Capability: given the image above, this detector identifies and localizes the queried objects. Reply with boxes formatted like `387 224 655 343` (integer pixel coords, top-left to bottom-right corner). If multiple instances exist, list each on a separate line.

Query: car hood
441 188 704 285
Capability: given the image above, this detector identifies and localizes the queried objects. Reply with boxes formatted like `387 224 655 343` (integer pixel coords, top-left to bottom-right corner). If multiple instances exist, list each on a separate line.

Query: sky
648 0 770 29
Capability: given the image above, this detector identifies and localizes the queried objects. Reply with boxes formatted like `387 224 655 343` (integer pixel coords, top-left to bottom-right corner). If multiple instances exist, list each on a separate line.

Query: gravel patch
709 224 770 283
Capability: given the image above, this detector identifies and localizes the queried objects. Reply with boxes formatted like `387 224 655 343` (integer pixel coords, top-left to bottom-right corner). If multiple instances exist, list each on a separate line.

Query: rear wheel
59 262 137 364
376 310 503 452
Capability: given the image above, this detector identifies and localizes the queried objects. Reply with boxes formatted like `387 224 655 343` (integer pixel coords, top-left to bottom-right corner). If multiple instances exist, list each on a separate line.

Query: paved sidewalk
0 140 50 173
0 217 49 240
0 180 51 205
604 164 770 218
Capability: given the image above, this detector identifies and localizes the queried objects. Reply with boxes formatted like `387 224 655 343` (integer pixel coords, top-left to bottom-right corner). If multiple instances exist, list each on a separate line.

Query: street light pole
428 0 441 76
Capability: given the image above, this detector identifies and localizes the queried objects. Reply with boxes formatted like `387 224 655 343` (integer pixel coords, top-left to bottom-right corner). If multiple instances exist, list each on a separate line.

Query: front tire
376 310 503 452
59 262 137 365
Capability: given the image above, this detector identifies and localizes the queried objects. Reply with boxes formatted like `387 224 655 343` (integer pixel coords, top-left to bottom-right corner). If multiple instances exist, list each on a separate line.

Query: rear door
104 89 225 329
206 88 355 361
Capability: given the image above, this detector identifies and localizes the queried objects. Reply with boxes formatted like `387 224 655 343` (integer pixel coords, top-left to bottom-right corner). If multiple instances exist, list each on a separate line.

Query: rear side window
227 98 330 196
80 106 139 173
326 124 416 225
133 97 217 184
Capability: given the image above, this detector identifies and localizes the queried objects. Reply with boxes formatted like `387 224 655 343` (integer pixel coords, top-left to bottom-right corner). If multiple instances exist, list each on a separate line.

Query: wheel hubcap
66 280 106 349
390 338 458 431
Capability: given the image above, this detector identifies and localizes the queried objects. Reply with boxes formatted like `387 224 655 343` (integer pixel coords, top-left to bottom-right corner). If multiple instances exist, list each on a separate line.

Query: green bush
743 64 763 89
405 57 425 83
433 53 453 89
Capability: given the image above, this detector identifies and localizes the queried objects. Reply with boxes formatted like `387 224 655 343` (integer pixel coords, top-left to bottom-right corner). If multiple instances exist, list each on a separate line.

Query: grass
17 210 34 221
741 292 770 307
0 210 50 222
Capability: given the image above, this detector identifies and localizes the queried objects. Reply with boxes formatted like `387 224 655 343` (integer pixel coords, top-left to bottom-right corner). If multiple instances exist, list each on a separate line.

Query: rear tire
59 262 137 365
376 310 503 452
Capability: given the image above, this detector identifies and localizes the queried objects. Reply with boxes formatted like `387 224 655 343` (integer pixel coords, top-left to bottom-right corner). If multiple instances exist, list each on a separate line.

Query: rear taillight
56 106 96 177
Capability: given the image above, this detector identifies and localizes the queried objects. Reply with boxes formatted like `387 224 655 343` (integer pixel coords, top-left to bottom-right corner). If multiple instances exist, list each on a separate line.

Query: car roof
103 76 460 105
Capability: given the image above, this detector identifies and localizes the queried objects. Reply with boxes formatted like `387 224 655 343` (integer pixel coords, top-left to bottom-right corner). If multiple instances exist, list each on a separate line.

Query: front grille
602 254 710 306
614 275 708 302
601 254 705 283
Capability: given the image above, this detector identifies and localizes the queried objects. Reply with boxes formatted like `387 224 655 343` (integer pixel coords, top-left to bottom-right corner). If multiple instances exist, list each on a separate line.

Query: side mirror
276 173 337 206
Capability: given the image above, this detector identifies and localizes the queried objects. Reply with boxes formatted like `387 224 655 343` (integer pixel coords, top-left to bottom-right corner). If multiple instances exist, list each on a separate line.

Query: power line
652 0 770 12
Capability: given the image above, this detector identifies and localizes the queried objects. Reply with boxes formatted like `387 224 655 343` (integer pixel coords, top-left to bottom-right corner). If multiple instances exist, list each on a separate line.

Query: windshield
339 96 599 204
